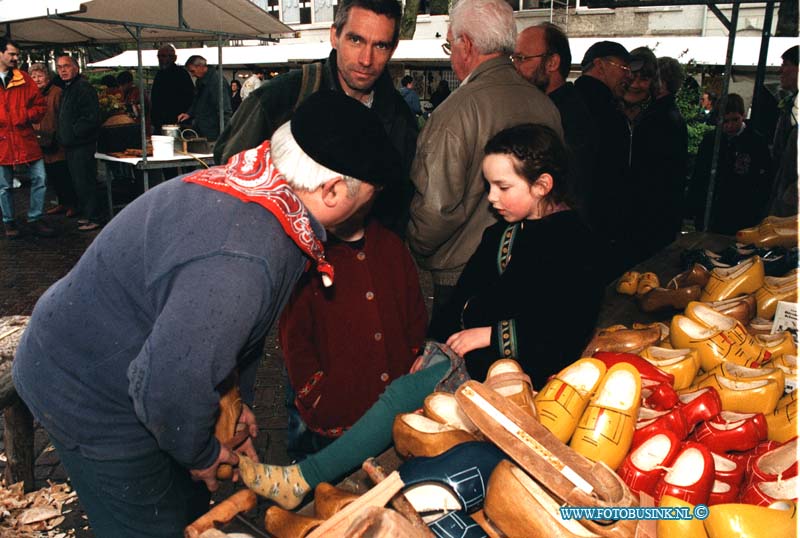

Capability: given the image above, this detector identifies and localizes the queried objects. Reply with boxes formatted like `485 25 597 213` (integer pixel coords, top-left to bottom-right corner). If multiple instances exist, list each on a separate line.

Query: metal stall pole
751 0 775 125
702 0 741 231
218 34 225 145
136 26 150 192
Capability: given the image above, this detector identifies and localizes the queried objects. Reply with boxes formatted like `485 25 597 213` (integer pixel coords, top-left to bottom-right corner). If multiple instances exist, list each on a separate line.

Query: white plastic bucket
151 135 174 159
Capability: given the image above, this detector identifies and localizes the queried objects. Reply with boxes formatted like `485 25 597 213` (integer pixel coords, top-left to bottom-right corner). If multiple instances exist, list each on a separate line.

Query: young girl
432 123 604 387
238 123 604 509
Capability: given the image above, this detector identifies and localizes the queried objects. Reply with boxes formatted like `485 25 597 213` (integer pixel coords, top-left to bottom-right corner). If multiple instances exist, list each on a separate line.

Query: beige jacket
407 56 563 285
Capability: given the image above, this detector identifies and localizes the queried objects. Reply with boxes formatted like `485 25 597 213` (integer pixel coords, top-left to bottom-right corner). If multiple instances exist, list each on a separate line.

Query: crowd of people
5 0 798 535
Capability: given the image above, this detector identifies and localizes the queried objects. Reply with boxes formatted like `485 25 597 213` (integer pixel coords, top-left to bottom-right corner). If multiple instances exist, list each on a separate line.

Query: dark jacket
548 82 596 215
214 50 418 236
574 76 632 239
430 210 603 387
0 68 46 165
688 124 772 235
150 63 195 133
33 81 65 164
13 177 320 470
574 75 633 280
57 74 100 148
188 68 232 141
629 93 689 262
408 57 563 286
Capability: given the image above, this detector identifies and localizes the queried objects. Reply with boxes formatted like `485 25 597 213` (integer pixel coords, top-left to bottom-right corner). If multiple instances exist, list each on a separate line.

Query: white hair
450 0 516 55
270 121 360 196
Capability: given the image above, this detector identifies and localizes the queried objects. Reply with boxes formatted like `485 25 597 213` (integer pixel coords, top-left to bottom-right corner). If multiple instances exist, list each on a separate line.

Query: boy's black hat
291 90 401 188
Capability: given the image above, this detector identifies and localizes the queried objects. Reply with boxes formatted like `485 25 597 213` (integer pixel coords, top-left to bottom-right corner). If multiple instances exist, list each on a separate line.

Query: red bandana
183 140 334 286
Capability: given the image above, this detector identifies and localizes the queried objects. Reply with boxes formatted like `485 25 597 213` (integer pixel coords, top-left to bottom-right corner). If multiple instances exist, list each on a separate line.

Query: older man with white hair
407 0 562 338
13 90 400 537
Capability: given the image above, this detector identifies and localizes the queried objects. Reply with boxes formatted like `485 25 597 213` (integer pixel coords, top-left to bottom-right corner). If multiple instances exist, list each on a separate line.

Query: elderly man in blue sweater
12 91 400 538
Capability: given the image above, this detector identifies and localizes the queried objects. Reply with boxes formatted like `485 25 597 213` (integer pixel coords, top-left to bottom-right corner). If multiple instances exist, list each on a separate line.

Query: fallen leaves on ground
0 480 78 537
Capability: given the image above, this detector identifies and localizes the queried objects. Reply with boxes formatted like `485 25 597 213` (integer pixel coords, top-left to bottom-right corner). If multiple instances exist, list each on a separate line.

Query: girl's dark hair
484 123 574 208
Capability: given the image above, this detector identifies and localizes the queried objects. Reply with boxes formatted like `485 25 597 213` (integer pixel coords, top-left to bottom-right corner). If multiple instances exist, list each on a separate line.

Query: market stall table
596 231 734 328
95 151 215 217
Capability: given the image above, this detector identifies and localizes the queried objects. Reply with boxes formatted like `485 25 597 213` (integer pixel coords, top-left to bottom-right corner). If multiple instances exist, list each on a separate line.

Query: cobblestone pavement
0 181 296 537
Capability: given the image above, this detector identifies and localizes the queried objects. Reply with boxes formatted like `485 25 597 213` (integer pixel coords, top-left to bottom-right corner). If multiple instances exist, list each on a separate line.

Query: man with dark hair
56 54 102 232
399 74 421 115
150 44 194 134
213 0 417 236
0 37 53 238
768 44 798 216
514 23 594 212
574 41 639 280
700 90 718 125
689 93 772 233
177 55 232 141
240 67 264 100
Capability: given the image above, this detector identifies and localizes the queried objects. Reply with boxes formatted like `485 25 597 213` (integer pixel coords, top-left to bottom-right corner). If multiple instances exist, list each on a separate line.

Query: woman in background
230 80 242 114
30 63 76 218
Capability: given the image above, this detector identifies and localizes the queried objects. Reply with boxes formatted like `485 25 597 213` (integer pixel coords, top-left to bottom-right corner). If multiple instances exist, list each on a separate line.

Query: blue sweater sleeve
127 254 270 470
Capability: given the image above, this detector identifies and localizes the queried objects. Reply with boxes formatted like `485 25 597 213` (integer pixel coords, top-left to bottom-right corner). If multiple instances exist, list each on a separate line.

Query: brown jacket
407 56 563 285
33 82 65 164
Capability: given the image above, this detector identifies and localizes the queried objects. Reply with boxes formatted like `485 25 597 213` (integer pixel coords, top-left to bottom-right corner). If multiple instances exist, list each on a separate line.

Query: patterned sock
238 456 310 510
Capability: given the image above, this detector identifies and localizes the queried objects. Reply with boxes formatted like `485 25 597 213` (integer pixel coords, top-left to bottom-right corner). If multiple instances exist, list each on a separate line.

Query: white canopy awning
87 35 798 69
0 0 293 44
87 39 451 68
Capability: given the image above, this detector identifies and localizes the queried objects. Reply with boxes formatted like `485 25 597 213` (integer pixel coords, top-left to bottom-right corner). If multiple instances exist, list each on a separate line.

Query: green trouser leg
298 361 450 487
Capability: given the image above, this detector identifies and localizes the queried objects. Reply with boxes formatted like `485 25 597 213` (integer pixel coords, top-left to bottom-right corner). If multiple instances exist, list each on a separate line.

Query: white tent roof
0 0 293 44
88 35 798 68
88 39 449 67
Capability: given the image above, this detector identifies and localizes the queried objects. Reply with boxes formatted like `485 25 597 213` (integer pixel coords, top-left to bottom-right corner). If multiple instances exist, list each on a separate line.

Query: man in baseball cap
13 90 400 536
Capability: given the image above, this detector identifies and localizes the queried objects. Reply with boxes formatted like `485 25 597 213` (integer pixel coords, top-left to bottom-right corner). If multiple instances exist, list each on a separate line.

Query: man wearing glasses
574 41 641 281
177 55 232 142
408 0 562 333
514 23 594 214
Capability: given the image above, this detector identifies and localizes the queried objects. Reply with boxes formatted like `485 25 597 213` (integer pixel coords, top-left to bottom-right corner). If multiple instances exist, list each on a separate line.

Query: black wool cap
290 90 402 189
581 41 643 71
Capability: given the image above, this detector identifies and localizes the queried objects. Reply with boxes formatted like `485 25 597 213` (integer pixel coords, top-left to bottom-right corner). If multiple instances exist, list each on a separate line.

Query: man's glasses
510 52 548 64
441 37 461 56
604 59 632 73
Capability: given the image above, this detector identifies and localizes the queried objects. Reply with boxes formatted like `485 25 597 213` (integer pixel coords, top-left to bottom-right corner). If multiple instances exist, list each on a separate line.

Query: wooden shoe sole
484 459 600 538
485 359 537 418
701 256 765 302
640 347 700 390
392 413 476 459
705 501 798 538
455 380 638 538
315 482 360 519
423 392 479 434
265 506 323 538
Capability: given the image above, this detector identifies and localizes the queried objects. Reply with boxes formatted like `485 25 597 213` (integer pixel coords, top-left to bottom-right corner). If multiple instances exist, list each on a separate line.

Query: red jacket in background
279 220 428 437
0 69 46 165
